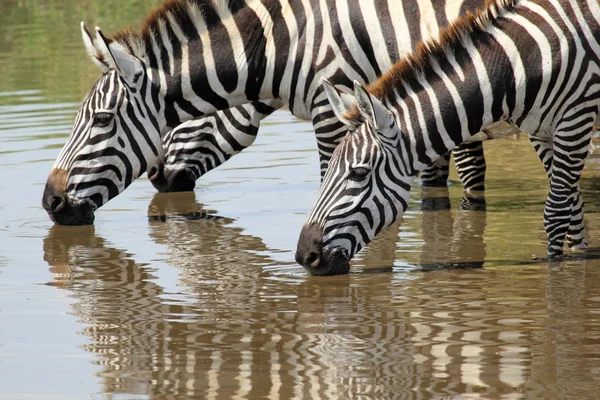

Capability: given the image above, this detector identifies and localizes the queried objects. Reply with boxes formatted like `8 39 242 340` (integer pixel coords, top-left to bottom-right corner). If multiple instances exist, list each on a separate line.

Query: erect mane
344 0 520 125
107 0 248 59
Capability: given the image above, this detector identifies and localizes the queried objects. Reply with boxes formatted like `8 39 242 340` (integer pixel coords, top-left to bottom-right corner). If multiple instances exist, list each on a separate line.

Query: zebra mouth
299 246 350 276
42 178 97 225
296 222 351 275
44 197 96 226
309 247 350 275
149 165 197 193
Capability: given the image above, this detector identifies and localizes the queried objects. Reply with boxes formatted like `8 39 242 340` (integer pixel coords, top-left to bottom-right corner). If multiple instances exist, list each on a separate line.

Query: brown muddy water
2 1 600 399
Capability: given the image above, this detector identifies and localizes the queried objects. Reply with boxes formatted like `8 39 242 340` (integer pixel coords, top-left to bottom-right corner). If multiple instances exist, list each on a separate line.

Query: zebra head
296 81 414 275
42 23 162 225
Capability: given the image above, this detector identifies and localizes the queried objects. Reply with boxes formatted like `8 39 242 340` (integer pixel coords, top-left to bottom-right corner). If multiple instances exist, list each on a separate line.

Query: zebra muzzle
42 171 96 226
149 164 197 193
296 223 350 275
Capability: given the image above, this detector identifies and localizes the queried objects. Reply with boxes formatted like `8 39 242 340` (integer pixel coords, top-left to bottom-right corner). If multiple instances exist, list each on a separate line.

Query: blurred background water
2 1 600 399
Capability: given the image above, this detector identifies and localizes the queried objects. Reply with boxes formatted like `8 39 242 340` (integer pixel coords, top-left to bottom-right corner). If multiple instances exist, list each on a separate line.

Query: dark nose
149 164 197 192
296 223 348 275
295 225 323 270
47 194 67 213
42 169 95 225
42 173 67 214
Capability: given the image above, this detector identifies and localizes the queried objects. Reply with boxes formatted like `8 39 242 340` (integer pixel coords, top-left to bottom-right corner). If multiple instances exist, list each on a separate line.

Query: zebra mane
107 0 247 60
345 0 520 125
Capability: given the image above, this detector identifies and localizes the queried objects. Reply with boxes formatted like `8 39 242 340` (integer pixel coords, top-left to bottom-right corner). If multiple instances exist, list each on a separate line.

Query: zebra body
42 0 492 224
296 0 600 275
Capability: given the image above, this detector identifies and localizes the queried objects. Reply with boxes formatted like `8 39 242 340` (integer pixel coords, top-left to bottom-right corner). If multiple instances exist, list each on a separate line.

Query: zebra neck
392 33 527 173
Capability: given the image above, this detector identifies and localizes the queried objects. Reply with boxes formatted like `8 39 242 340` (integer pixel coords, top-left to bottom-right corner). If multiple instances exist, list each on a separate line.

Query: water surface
2 1 600 399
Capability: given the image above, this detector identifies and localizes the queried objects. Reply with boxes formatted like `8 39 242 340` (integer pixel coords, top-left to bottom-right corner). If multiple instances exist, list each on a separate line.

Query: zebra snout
296 223 350 276
48 194 67 213
149 164 196 193
42 170 95 226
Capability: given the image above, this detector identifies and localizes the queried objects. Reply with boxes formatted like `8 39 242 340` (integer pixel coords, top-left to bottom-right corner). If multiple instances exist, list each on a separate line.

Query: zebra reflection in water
42 189 600 398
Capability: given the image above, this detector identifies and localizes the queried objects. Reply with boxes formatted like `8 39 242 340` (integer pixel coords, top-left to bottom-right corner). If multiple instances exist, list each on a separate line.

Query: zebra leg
566 184 587 250
420 152 450 187
530 136 588 252
421 141 485 190
537 119 593 258
453 141 486 192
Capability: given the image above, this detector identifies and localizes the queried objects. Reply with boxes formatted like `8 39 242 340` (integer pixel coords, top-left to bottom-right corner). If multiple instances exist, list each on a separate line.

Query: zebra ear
353 81 395 136
322 79 355 128
94 27 144 83
81 22 110 72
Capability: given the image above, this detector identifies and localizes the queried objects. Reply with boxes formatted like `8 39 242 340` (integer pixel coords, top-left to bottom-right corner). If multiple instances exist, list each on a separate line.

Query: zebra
41 0 495 225
151 100 283 192
295 0 600 275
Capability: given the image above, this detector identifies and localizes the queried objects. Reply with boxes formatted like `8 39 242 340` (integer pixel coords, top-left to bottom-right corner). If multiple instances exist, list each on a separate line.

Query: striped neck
384 0 537 172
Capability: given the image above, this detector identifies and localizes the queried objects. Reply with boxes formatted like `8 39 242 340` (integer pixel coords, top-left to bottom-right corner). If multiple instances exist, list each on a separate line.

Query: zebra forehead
86 72 126 107
336 129 379 164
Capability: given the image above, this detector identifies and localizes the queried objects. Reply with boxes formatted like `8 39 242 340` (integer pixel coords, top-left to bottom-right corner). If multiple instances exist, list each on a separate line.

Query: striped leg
566 184 587 250
534 117 593 258
453 142 486 192
420 142 486 191
420 152 451 187
530 136 588 253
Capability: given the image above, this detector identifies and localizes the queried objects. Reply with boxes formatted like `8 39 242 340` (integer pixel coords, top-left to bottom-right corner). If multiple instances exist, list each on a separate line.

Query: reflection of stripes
52 0 496 211
44 213 593 398
303 0 600 264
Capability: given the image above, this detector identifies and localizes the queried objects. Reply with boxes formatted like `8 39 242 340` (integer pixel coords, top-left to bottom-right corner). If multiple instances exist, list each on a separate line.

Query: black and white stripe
151 100 283 192
43 0 494 224
296 0 600 275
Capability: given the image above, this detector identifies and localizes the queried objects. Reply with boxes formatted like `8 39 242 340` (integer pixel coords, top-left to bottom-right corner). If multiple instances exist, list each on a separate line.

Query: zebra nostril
147 166 159 181
306 251 321 268
49 195 66 213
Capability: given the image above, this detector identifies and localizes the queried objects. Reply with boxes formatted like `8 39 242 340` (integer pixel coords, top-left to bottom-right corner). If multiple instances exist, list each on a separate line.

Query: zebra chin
295 223 351 276
149 164 197 193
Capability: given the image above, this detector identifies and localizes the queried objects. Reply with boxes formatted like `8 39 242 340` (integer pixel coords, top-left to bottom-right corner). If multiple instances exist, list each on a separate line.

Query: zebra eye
348 167 370 182
93 112 114 128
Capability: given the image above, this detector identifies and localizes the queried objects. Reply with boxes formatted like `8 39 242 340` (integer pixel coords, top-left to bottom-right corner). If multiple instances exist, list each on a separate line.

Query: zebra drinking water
42 0 494 225
296 0 600 275
151 100 283 192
